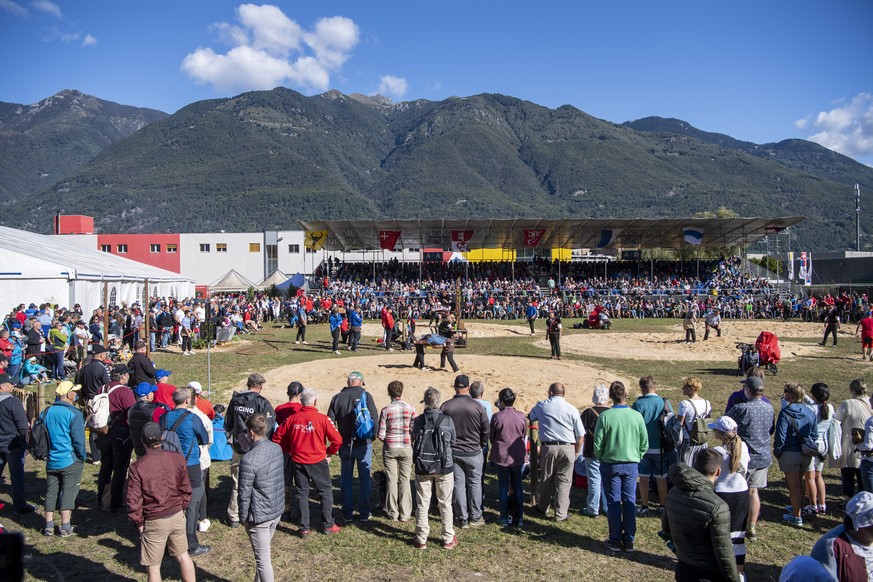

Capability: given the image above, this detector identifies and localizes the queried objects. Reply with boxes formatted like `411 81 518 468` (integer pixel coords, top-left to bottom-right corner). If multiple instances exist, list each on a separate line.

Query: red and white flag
378 230 401 250
523 228 546 247
451 230 473 253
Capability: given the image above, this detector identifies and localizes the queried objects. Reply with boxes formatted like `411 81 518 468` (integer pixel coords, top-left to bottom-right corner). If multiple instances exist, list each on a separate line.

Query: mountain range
1 88 871 252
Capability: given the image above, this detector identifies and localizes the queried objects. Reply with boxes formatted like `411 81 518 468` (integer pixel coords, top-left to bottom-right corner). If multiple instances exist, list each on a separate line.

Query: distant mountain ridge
1 89 871 252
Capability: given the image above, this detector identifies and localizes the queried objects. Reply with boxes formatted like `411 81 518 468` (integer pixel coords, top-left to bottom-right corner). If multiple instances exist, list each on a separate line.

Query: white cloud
31 0 61 17
378 75 408 99
0 0 28 17
81 34 96 47
182 5 359 94
799 93 873 160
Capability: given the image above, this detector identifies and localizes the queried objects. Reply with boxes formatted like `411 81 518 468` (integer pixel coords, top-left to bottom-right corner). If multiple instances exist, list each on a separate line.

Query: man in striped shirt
377 380 416 522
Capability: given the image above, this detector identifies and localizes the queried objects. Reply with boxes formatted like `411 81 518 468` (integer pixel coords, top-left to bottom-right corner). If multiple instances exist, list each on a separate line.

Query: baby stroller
755 330 780 375
736 343 759 376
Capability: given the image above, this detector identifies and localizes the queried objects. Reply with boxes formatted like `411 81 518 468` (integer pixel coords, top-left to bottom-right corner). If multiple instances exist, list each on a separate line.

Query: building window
117 244 128 253
289 244 300 253
249 243 260 253
166 244 177 253
216 243 227 253
305 247 315 254
407 248 419 252
150 244 161 253
200 244 210 253
100 244 111 253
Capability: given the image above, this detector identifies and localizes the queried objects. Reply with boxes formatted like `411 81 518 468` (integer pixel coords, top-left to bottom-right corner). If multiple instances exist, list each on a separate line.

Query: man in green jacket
664 449 740 582
593 381 648 553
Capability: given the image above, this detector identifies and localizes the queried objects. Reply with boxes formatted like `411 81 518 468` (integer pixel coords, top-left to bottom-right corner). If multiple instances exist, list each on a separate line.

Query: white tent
0 226 195 314
209 269 257 293
257 270 288 289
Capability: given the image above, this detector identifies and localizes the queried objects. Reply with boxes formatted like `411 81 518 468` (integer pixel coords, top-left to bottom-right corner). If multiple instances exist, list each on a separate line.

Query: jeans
583 457 608 515
349 329 361 351
245 516 280 582
0 445 27 511
331 328 341 351
51 350 65 380
601 461 638 543
339 444 372 520
496 465 523 523
161 330 170 348
149 331 156 353
452 453 484 522
860 459 873 493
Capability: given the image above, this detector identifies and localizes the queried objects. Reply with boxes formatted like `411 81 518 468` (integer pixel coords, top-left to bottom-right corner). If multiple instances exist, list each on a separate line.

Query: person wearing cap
724 369 772 414
0 372 34 515
703 306 722 341
377 380 417 523
855 311 873 361
545 311 562 359
95 364 137 513
278 388 343 537
75 344 111 464
708 416 750 578
188 382 214 420
726 374 774 541
439 374 490 527
530 382 585 524
128 340 157 388
43 381 86 536
663 448 740 582
810 490 873 581
328 371 379 523
128 382 169 458
154 370 177 408
126 421 195 582
225 373 275 528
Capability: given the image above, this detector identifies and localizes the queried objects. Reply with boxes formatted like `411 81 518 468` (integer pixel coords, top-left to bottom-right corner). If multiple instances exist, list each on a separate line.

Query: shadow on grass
698 367 744 377
27 546 132 581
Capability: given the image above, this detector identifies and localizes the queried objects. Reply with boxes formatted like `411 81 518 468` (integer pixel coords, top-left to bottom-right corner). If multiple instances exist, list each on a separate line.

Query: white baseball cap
188 381 203 394
707 416 738 433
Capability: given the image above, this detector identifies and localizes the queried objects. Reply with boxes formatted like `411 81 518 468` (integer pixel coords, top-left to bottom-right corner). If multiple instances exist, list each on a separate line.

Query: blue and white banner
683 227 703 246
597 229 619 248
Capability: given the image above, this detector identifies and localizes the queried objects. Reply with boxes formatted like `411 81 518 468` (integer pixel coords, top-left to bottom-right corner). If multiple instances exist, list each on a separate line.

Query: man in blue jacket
44 380 86 536
329 307 343 354
525 302 539 335
0 372 33 515
348 305 363 352
161 388 210 557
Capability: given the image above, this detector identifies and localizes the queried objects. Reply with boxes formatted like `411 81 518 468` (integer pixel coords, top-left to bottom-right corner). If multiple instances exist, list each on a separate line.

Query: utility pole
856 183 861 252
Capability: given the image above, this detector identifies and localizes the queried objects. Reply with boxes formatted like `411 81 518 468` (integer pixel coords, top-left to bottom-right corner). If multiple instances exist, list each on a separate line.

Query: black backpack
413 413 449 475
28 407 52 461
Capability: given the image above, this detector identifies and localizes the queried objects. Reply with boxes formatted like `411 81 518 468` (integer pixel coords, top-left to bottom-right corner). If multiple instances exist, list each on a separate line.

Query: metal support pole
144 279 150 358
103 282 109 349
857 183 861 252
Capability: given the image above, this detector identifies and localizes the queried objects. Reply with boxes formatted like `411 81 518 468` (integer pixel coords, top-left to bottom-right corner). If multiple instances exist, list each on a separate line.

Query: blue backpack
354 391 375 441
209 414 234 461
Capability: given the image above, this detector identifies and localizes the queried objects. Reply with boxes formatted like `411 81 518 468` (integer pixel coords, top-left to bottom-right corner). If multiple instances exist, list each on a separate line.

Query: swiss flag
451 230 473 253
379 230 401 250
523 228 546 247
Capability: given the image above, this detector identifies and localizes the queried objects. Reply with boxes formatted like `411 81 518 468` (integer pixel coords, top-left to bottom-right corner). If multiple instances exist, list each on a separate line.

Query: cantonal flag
378 230 401 250
451 230 473 252
523 228 546 247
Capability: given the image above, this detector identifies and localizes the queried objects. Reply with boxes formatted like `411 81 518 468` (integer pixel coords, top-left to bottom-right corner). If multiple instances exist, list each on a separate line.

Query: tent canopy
258 270 288 288
298 217 805 252
209 269 257 292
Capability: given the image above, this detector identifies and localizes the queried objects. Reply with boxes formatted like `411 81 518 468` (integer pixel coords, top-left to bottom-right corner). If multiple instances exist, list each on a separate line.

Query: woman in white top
833 378 873 507
677 376 712 466
709 416 750 581
806 383 836 515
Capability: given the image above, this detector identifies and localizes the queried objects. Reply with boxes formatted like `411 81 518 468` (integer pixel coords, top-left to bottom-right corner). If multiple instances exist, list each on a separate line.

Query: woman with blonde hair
774 382 817 526
708 416 750 580
833 378 872 507
677 377 711 466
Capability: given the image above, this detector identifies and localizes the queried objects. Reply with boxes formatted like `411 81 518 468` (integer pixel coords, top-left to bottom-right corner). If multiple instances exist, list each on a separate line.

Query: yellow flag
304 230 328 251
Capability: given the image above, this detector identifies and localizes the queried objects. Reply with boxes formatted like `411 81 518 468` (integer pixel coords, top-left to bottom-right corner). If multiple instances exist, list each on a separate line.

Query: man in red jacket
381 306 395 351
274 388 342 538
126 422 194 582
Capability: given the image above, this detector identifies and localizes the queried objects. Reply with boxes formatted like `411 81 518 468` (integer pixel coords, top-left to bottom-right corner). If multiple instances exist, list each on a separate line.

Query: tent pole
103 281 109 349
144 279 150 358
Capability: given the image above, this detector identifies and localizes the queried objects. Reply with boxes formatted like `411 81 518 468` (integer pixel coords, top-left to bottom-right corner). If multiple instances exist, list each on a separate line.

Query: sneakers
302 341 308 345
58 525 75 537
604 539 623 552
498 518 509 527
636 506 651 517
13 504 35 515
43 526 55 537
801 505 818 517
468 518 485 527
443 536 459 550
295 341 300 344
746 524 757 542
189 545 211 557
324 524 342 535
413 540 427 550
229 519 240 529
782 513 804 527
623 541 635 553
299 528 311 539
198 519 211 532
459 520 469 529
333 350 340 355
357 515 370 523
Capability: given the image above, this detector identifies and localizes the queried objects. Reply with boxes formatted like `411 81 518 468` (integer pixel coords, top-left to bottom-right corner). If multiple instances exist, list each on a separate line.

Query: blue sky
2 0 872 165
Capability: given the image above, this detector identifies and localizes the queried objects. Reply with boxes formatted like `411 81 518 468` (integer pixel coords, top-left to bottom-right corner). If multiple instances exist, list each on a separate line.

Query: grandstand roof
297 217 805 252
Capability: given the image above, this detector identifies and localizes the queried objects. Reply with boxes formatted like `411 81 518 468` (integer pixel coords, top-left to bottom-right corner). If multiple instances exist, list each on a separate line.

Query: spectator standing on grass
128 340 157 388
271 381 304 522
490 388 527 527
708 416 750 580
440 374 489 528
529 382 585 522
664 449 740 582
76 344 110 464
525 301 538 335
95 364 136 513
545 311 562 360
580 385 610 518
677 377 711 467
726 376 774 542
128 382 169 458
805 382 835 516
412 387 458 550
238 413 284 582
594 381 648 553
0 372 34 514
833 378 872 507
43 381 86 536
773 382 816 527
328 371 378 523
225 373 275 529
377 380 416 523
632 376 673 516
126 422 195 582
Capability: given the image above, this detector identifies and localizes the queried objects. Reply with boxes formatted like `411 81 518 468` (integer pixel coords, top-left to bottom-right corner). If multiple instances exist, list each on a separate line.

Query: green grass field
15 317 871 581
